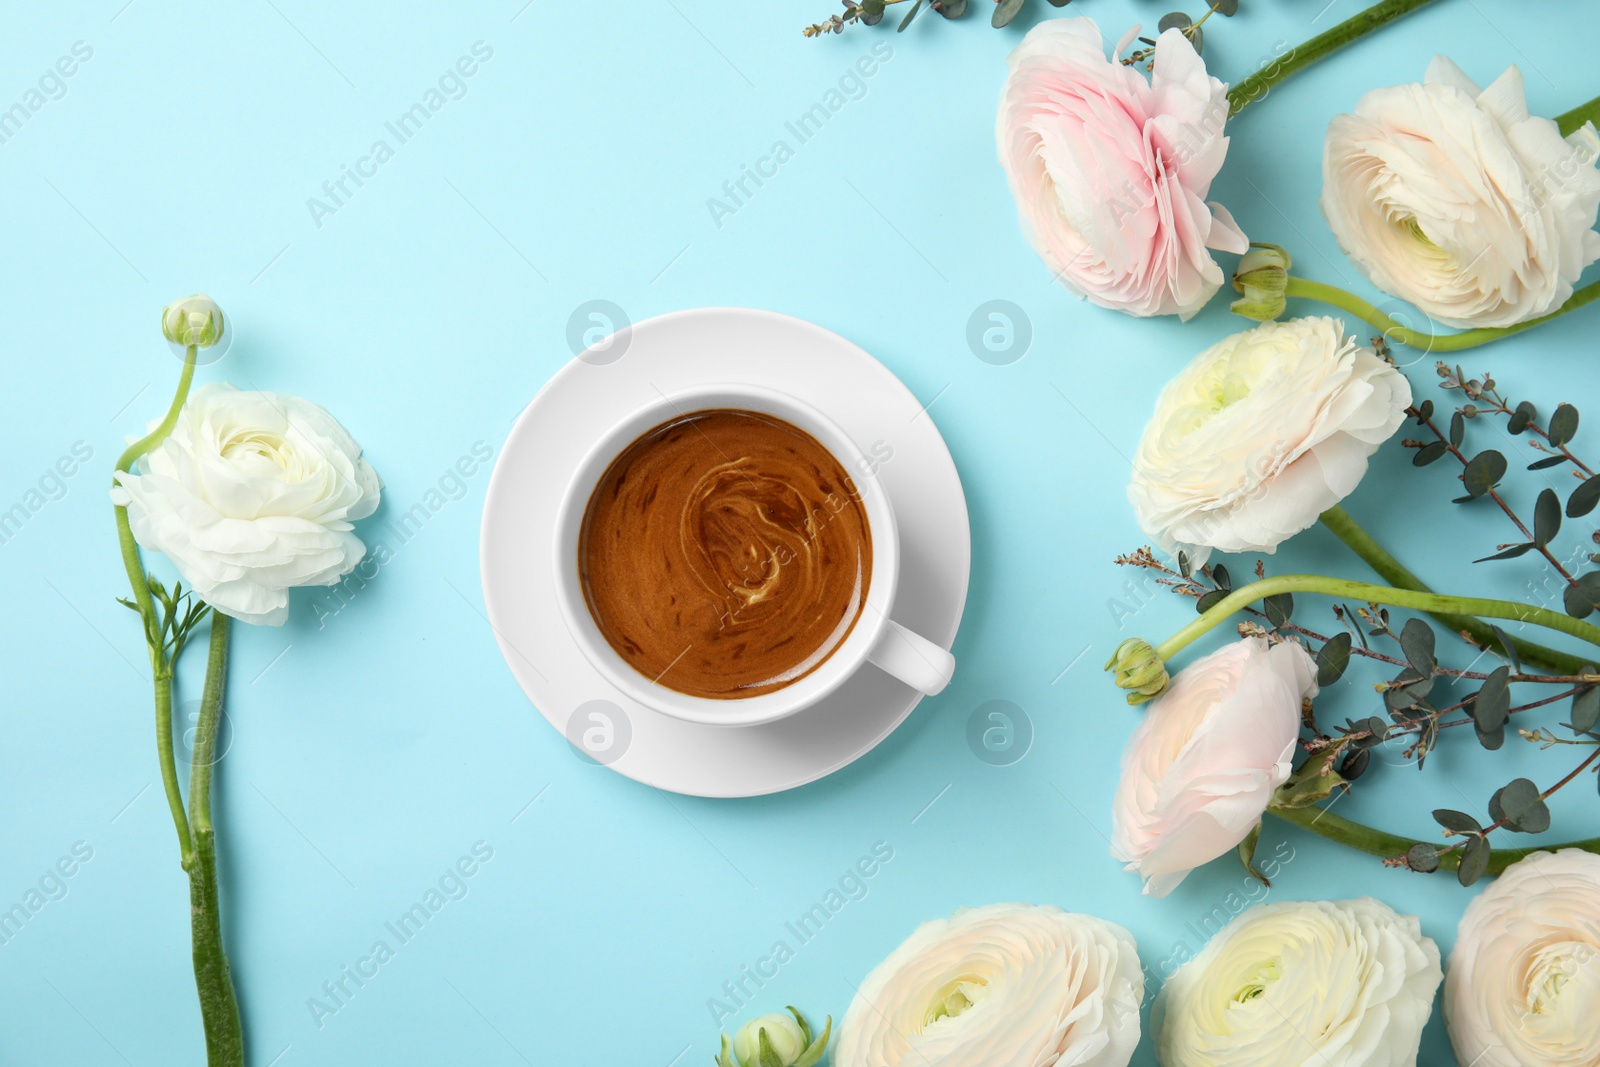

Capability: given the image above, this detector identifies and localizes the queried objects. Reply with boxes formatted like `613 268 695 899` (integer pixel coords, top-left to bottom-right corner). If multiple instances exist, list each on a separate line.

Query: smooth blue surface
3 2 1598 1063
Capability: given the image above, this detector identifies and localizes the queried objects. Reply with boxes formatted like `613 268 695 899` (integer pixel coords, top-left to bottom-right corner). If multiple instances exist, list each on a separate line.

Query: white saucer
479 307 971 797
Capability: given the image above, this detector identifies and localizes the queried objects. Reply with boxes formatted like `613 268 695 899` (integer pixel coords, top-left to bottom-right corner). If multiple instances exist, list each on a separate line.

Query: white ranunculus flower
1323 56 1600 329
1445 849 1600 1066
111 382 381 626
1156 898 1442 1067
837 903 1143 1067
1128 317 1411 565
1111 637 1316 897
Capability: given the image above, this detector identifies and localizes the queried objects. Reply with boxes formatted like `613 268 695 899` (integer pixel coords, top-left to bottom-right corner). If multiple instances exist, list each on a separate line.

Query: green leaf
718 1034 737 1067
1415 399 1434 423
1263 593 1293 629
1549 403 1580 447
758 1029 782 1067
788 1006 813 1048
1490 777 1550 833
1433 809 1481 835
898 0 923 30
1212 563 1232 591
1530 453 1570 471
1399 618 1435 675
1178 550 1192 579
1476 542 1537 563
1458 835 1491 887
1462 450 1507 498
1340 746 1371 780
933 0 965 16
1489 624 1522 674
1274 761 1346 808
1157 11 1192 31
1508 400 1536 434
1412 441 1448 467
1449 410 1465 447
1406 842 1440 873
1236 821 1269 886
792 1016 831 1067
1045 0 1071 6
1316 632 1353 686
1472 666 1512 733
990 0 1023 27
1570 477 1600 518
1196 589 1228 614
1565 580 1600 620
1573 674 1600 734
1534 488 1562 546
1212 0 1238 12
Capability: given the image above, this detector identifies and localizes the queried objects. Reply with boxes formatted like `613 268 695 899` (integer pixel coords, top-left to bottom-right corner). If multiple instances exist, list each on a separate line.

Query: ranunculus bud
719 1007 830 1067
161 294 227 349
1106 638 1169 705
1230 243 1291 322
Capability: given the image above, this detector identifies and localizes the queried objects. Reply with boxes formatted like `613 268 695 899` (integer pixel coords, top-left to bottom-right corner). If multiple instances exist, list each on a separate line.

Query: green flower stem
1318 505 1589 675
1226 0 1440 116
187 614 244 1067
1154 574 1600 663
1284 276 1600 352
112 344 198 867
1555 92 1600 138
1265 802 1600 874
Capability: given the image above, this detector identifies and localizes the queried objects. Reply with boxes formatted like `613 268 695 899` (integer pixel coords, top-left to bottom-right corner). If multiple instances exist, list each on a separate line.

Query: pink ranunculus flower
1111 637 1316 897
996 17 1247 321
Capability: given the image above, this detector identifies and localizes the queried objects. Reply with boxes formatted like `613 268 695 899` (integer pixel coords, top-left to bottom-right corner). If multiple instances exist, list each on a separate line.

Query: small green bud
1106 638 1169 705
161 294 227 349
719 1008 831 1067
1229 243 1291 322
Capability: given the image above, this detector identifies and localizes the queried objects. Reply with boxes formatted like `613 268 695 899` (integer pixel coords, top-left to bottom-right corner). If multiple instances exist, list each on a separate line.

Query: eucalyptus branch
1407 404 1579 587
1442 365 1595 478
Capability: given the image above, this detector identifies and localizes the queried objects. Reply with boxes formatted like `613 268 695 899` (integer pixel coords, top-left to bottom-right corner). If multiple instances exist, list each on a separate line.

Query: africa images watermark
308 440 495 628
0 441 94 548
706 840 895 1026
706 42 895 229
0 40 93 147
306 840 495 1029
306 41 495 230
0 841 94 947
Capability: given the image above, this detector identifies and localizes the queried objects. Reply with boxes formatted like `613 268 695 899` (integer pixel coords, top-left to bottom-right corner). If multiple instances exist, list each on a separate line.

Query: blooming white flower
1155 897 1442 1067
1128 317 1411 565
111 383 381 626
1445 848 1600 1066
997 17 1247 320
1111 637 1316 897
837 903 1142 1067
1323 56 1600 329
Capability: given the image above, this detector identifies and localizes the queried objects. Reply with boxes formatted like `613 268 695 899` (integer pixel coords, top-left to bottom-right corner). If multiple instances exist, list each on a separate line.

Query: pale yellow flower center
925 975 986 1026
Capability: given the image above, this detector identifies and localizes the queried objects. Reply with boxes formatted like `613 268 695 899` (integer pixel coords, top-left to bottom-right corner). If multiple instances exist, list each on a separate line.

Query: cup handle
867 619 955 695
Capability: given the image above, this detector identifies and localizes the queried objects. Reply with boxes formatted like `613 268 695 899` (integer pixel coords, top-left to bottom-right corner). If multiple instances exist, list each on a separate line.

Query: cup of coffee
552 383 955 727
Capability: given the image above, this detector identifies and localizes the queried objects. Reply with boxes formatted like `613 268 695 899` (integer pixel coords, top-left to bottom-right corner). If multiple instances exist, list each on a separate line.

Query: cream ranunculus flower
1110 637 1315 897
997 17 1247 320
1445 848 1600 1066
1127 316 1411 565
1155 898 1442 1067
1322 57 1600 329
837 903 1143 1067
111 382 381 626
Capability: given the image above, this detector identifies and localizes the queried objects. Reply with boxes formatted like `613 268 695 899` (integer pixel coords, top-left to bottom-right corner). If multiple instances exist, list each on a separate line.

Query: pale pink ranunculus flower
1323 57 1600 329
996 17 1247 321
1111 637 1317 897
1445 849 1600 1067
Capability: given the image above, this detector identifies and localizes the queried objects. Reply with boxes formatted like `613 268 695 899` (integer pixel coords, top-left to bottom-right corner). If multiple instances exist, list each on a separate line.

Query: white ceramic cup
552 384 955 727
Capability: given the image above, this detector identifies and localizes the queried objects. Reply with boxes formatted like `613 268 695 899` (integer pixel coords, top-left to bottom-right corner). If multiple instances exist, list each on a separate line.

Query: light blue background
3 1 1598 1063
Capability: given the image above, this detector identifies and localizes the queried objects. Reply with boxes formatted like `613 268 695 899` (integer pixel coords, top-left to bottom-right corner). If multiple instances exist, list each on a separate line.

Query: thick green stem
113 345 199 865
1227 0 1441 116
1155 574 1600 662
188 615 244 1066
1319 505 1588 675
1266 804 1600 875
1555 92 1600 138
1284 276 1600 352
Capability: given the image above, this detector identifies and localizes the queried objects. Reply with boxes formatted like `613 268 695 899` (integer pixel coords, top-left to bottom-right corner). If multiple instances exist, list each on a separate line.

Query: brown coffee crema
578 409 872 699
